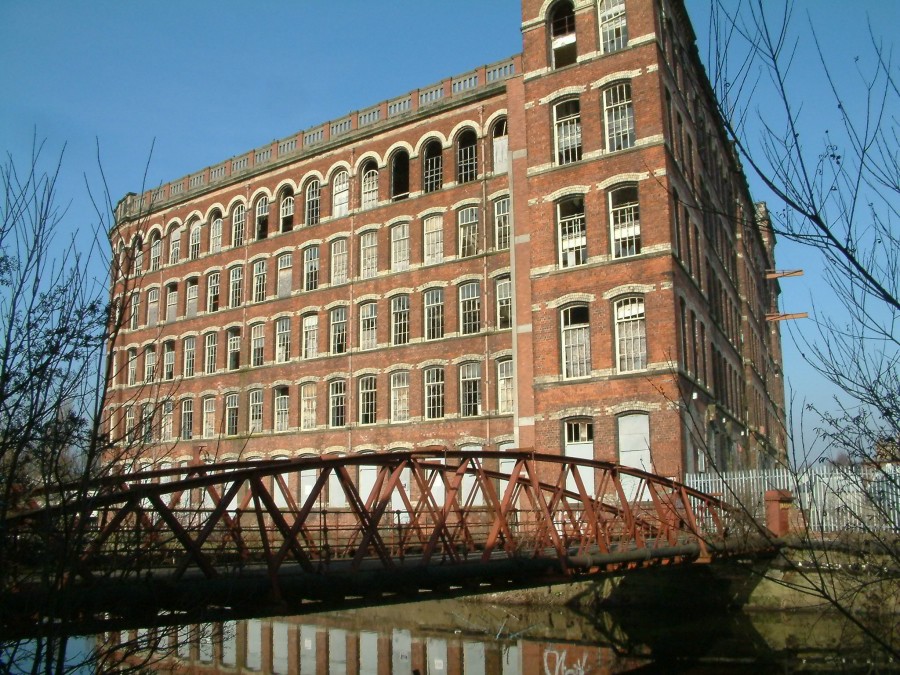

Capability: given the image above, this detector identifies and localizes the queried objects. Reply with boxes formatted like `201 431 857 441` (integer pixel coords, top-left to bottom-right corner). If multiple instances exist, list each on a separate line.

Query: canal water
99 597 890 673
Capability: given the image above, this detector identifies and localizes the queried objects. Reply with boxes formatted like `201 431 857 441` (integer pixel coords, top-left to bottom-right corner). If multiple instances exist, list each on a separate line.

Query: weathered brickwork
106 0 786 484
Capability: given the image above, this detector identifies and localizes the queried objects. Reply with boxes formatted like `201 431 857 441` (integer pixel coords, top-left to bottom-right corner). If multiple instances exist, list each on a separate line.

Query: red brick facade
106 0 786 482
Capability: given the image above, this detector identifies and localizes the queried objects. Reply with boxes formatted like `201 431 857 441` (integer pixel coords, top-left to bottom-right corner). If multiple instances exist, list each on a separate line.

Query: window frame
553 98 583 165
614 296 647 373
459 362 482 417
603 82 636 151
358 376 377 425
561 304 592 379
459 282 481 335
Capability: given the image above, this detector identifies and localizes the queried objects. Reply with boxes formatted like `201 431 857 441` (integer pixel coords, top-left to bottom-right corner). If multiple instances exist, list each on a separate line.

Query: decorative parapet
117 55 520 220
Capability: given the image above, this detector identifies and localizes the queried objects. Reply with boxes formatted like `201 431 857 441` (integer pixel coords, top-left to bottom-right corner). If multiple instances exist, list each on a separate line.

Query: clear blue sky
1 1 896 431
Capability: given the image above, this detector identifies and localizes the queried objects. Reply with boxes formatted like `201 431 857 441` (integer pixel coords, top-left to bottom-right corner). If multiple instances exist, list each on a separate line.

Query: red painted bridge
2 449 772 637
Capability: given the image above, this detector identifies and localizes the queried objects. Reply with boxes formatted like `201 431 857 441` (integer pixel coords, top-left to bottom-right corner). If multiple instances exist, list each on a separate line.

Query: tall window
558 197 587 267
391 295 410 346
231 204 245 247
146 288 159 325
132 238 143 275
280 191 294 232
561 305 591 378
183 336 196 377
391 223 410 272
163 341 175 380
492 119 509 174
129 293 139 330
228 266 243 308
390 371 410 423
564 419 594 493
303 246 319 291
165 284 178 321
150 235 161 271
124 405 135 443
274 387 289 431
210 216 223 253
360 232 378 279
618 413 651 499
249 389 263 433
275 317 291 363
225 393 239 435
424 368 445 419
180 399 193 440
255 197 269 240
277 253 292 297
496 276 512 330
456 130 478 184
423 140 443 193
329 380 346 427
459 282 481 335
549 0 577 68
250 323 265 366
161 400 174 441
185 278 198 317
599 0 628 53
359 302 377 350
604 83 635 151
610 185 641 258
143 346 156 382
305 179 320 225
497 359 514 414
358 376 377 425
227 327 241 370
423 215 444 265
204 332 217 373
252 259 267 302
189 223 201 259
554 99 582 164
424 288 444 340
300 383 316 430
615 297 647 372
459 362 482 417
494 197 510 250
332 170 349 217
458 207 478 257
202 397 216 438
207 272 220 312
391 150 410 200
360 161 379 210
168 229 181 264
127 349 137 385
330 307 347 354
301 314 318 359
331 239 348 285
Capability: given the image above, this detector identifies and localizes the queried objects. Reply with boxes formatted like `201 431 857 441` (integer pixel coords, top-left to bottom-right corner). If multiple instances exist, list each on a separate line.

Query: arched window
391 150 410 200
423 140 443 193
254 196 269 240
599 0 628 54
359 375 377 425
231 204 245 247
614 296 647 372
603 82 635 151
132 236 144 274
279 189 294 232
492 118 509 173
564 418 594 493
561 305 591 378
304 179 320 225
149 234 162 271
360 160 379 210
332 170 349 217
456 130 478 184
459 363 482 417
459 282 481 335
168 227 181 264
553 99 582 165
617 412 651 500
188 222 201 260
609 184 640 257
209 212 223 253
549 1 577 68
557 196 587 267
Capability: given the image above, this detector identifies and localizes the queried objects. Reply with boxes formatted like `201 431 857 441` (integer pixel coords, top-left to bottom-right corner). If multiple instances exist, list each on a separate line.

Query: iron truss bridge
1 449 774 637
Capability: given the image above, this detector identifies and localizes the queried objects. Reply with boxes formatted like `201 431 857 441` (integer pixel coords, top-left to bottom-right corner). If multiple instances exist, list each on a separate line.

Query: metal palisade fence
685 463 900 534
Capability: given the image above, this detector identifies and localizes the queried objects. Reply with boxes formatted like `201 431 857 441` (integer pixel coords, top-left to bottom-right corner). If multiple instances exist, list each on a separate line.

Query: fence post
765 490 794 537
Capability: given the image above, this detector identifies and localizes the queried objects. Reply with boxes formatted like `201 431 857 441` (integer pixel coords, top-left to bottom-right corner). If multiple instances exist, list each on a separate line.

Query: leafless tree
699 0 899 659
0 136 180 674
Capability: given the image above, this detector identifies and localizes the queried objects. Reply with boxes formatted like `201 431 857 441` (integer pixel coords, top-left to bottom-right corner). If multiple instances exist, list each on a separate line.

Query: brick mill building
106 0 787 492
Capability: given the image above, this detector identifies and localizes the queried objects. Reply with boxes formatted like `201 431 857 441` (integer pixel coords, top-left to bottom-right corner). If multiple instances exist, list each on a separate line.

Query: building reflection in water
110 605 647 674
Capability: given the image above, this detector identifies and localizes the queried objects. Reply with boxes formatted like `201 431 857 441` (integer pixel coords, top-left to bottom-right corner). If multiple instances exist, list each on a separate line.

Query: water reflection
105 598 890 673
